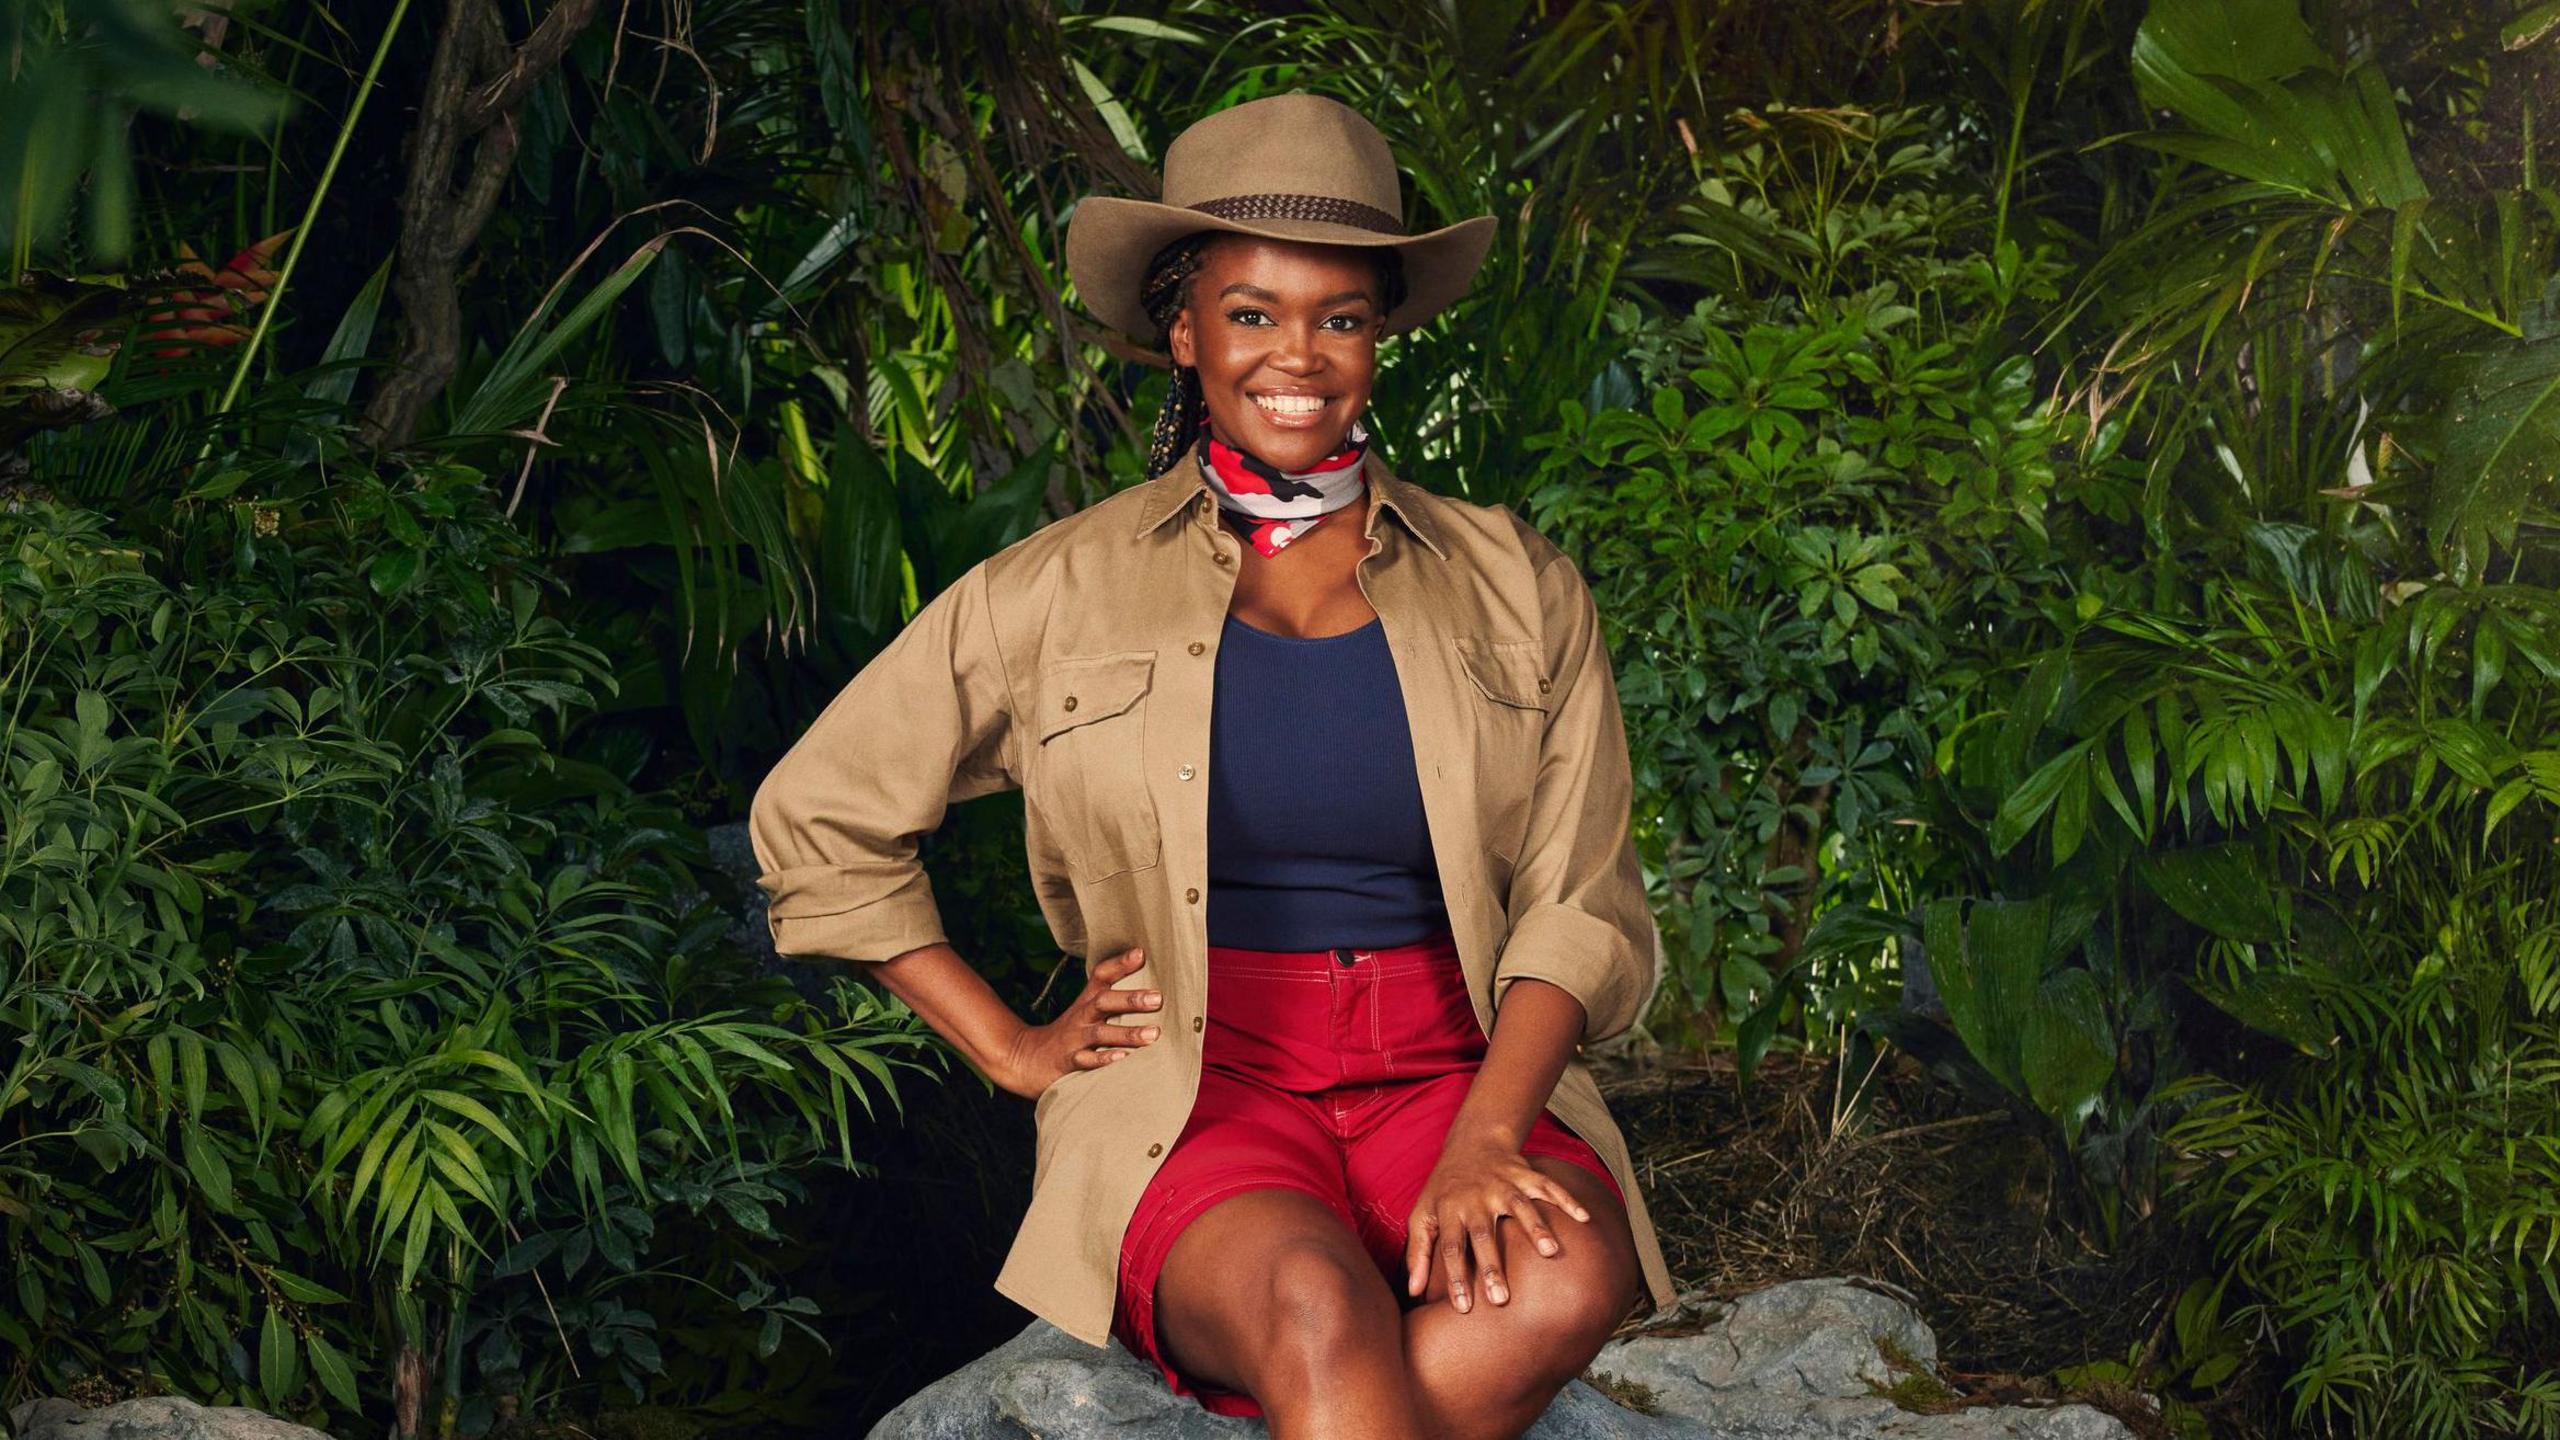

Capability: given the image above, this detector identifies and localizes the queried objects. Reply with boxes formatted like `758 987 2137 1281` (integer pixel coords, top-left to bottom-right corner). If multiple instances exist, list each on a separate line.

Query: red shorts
1110 928 1622 1418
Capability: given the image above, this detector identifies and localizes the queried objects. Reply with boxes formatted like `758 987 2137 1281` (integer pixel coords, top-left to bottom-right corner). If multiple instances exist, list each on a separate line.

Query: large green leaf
2129 0 2424 208
1923 896 2059 1095
2139 842 2290 943
2187 967 2338 1057
2430 328 2560 584
2022 968 2116 1146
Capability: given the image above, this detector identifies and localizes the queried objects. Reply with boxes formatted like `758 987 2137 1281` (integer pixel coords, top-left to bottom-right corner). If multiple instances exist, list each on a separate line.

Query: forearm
865 942 1035 1094
1447 976 1583 1150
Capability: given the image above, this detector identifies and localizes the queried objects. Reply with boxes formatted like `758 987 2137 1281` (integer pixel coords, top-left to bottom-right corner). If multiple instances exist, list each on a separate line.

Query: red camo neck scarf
1195 417 1370 559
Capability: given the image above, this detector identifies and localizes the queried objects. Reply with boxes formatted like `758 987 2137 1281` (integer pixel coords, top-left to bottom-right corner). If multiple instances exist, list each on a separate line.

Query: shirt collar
1129 439 1450 561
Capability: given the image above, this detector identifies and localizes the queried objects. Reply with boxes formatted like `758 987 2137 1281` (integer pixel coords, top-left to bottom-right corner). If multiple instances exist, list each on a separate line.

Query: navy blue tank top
1204 612 1452 950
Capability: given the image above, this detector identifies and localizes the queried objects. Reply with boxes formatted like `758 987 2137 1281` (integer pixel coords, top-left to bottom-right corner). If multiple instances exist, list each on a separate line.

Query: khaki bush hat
1065 91 1497 342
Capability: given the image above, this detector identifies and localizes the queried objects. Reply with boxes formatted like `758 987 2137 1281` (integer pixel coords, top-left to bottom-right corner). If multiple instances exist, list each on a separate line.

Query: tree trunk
359 0 601 453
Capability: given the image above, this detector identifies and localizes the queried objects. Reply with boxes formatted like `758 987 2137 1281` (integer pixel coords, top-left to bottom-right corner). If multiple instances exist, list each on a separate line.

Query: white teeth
1252 394 1325 415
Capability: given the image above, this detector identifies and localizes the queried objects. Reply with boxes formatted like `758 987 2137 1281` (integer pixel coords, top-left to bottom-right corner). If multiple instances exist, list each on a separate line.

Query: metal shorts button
1188 640 1205 655
1147 1141 1164 1157
1185 887 1200 903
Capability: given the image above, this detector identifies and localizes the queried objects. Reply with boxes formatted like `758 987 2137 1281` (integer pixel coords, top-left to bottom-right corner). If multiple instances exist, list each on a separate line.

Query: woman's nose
1266 324 1322 371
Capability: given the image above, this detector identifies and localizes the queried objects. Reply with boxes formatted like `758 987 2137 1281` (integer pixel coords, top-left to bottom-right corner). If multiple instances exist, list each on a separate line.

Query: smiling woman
756 89 1676 1440
1058 92 1660 1435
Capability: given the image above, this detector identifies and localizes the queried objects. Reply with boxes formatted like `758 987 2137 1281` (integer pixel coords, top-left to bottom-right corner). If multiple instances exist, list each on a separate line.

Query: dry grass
1590 1044 2200 1438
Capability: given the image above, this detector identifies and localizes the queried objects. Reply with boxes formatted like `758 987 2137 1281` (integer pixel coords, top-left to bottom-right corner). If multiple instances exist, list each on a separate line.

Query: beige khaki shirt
750 444 1677 1347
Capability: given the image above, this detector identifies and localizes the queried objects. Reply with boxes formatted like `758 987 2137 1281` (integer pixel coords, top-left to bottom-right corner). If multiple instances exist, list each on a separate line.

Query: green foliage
1523 107 2079 1077
0 477 934 1426
30 0 2560 1430
0 0 285 267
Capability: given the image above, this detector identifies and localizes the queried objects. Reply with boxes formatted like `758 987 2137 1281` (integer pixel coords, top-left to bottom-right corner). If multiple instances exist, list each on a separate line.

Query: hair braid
1140 231 1217 479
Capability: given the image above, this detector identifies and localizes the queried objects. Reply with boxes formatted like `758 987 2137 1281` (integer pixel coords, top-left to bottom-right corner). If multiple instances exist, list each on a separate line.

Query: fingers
1530 1171 1591 1229
1471 1215 1506 1307
1406 1211 1437 1297
1440 1226 1474 1313
1097 986 1165 1017
1095 945 1146 983
1517 1189 1564 1259
1089 1018 1159 1053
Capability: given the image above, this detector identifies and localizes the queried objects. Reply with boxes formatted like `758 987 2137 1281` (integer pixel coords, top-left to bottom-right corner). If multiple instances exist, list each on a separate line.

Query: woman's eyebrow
1217 282 1377 307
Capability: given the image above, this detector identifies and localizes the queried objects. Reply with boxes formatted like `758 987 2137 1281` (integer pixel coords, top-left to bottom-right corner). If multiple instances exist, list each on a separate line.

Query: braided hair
1138 231 1412 479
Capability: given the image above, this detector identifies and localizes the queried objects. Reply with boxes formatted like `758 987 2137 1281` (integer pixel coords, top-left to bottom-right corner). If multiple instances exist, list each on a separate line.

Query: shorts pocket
1376 956 1488 1077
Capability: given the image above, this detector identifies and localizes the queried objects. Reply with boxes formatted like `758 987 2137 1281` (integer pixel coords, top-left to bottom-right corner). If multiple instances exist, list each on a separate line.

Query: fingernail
1142 1027 1159 1039
1146 991 1161 1004
1539 1238 1558 1255
1132 948 1144 961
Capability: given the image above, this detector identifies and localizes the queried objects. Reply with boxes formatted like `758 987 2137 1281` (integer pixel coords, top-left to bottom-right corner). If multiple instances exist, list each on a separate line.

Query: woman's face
1167 235 1387 471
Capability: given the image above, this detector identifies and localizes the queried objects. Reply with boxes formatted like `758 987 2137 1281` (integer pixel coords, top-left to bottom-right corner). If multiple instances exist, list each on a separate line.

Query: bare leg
1153 1187 1430 1440
1401 1156 1643 1440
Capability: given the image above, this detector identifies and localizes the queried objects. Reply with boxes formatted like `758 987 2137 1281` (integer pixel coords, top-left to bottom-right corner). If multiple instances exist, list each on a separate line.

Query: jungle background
6 0 2559 1435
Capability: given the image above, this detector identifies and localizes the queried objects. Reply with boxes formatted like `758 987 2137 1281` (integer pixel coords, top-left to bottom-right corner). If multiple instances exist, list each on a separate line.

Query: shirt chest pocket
1452 637 1553 868
1031 650 1163 882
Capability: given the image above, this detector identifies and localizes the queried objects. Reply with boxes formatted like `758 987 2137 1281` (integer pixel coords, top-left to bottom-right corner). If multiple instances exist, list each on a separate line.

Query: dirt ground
1588 1044 2212 1437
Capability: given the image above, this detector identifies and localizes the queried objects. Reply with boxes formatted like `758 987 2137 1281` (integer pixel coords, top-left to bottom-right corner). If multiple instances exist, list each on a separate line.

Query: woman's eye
1225 308 1270 326
1323 314 1364 331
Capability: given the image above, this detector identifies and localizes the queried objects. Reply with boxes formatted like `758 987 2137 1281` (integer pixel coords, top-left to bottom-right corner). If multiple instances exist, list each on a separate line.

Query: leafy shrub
0 471 932 1430
1523 107 2080 1073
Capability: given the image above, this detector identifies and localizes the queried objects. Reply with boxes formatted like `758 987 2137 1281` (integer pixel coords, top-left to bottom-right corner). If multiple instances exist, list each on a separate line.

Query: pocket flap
1451 636 1551 711
1036 651 1157 741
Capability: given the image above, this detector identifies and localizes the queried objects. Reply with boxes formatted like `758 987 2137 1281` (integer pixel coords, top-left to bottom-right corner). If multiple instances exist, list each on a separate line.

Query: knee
1256 1237 1400 1370
1503 1252 1637 1380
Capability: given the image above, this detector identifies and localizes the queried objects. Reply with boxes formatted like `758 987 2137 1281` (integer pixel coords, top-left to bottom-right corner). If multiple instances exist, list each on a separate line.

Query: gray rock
871 1276 2142 1439
1576 1278 2137 1438
8 1396 336 1440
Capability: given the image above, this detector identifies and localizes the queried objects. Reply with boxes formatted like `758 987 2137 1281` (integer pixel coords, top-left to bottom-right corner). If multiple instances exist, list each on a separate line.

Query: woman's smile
1248 390 1335 432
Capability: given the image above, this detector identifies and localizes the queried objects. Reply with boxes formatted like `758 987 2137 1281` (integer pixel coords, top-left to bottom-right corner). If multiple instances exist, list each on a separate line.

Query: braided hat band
1064 91 1495 345
1188 192 1404 234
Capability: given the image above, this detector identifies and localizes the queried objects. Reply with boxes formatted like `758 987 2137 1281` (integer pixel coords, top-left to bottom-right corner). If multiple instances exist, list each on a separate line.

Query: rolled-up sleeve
748 560 1020 962
1491 535 1656 1045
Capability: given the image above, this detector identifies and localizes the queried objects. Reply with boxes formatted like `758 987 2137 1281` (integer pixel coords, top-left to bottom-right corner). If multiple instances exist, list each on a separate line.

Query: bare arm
859 942 1165 1100
1447 976 1585 1151
866 942 1037 1095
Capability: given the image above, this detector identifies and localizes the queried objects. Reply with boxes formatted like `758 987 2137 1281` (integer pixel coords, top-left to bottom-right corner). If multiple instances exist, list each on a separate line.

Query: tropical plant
1522 105 2080 1076
0 459 934 1427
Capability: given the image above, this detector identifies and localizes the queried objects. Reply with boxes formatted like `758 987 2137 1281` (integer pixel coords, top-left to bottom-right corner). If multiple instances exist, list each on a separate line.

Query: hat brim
1065 197 1496 343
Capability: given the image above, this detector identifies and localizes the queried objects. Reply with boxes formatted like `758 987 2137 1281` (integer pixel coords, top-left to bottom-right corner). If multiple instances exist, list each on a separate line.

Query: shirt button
1192 1016 1204 1033
1212 550 1230 566
1147 1142 1164 1157
1537 677 1552 693
1185 887 1200 903
1177 763 1195 781
1063 695 1079 711
1188 640 1205 656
